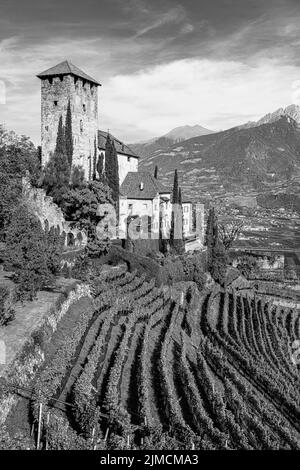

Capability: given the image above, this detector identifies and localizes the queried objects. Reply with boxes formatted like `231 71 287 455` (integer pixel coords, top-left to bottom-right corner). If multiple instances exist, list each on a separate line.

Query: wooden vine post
37 403 43 450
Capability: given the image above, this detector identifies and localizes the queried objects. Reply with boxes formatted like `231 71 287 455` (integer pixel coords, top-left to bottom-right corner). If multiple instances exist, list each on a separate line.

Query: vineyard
29 267 300 450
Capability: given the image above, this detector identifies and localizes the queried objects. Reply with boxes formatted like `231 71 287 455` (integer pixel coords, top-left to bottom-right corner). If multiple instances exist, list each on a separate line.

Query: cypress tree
170 169 184 253
105 134 119 219
172 169 179 204
65 100 73 167
154 165 158 179
55 115 66 155
97 152 104 179
43 150 70 205
92 137 97 180
205 207 227 284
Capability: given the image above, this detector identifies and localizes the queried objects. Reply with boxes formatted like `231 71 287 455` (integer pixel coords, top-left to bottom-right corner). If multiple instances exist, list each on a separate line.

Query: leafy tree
71 165 86 188
61 180 114 258
105 134 119 219
45 225 64 276
4 205 53 300
154 165 158 179
65 100 73 167
218 220 244 250
236 255 258 278
0 127 40 238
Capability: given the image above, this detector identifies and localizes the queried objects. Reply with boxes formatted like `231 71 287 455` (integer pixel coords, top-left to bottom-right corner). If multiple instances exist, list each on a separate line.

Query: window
80 120 83 132
127 156 131 162
184 206 189 213
128 203 133 211
83 104 86 112
45 125 48 131
184 219 188 225
54 100 58 106
143 203 148 210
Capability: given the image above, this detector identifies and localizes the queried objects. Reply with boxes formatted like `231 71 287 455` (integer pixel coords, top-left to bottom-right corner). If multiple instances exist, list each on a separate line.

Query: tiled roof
98 130 139 158
37 60 100 86
120 171 171 199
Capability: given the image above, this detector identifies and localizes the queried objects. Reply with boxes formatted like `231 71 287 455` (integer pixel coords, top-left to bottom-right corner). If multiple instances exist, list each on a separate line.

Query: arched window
67 232 75 247
76 232 83 246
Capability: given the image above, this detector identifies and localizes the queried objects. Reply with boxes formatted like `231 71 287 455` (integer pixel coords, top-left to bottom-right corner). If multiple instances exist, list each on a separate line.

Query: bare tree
218 220 244 250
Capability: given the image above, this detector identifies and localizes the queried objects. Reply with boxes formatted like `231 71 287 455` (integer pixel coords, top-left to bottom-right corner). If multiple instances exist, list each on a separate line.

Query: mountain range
130 124 214 158
138 111 300 205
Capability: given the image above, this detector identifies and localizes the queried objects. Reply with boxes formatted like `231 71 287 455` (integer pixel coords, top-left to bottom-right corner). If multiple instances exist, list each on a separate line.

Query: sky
1 0 300 144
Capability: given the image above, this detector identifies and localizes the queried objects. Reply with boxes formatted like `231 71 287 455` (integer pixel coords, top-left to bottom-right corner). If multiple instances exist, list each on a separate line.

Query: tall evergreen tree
154 165 158 179
65 100 73 167
205 207 227 284
92 137 97 180
43 150 70 205
96 152 104 179
178 187 182 205
104 134 119 219
205 207 218 248
170 169 184 253
55 115 66 155
172 169 179 204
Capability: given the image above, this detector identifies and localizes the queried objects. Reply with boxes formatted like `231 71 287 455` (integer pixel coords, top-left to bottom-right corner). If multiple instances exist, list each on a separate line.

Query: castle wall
22 178 87 248
41 75 98 178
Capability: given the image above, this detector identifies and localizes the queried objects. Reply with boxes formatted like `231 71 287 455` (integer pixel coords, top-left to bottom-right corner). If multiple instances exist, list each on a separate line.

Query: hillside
14 266 300 450
131 124 214 158
139 116 300 202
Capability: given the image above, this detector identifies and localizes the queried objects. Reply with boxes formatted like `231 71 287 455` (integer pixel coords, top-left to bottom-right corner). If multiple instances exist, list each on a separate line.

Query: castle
37 61 193 238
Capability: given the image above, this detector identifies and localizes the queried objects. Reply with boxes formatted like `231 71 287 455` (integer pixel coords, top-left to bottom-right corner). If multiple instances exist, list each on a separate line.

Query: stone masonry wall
22 178 87 248
41 74 98 178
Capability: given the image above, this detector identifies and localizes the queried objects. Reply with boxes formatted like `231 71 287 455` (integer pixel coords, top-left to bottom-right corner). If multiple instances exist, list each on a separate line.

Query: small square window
54 100 58 106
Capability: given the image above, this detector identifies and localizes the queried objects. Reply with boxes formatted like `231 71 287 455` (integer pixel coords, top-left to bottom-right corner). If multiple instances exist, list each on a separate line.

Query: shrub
0 285 15 326
236 255 258 278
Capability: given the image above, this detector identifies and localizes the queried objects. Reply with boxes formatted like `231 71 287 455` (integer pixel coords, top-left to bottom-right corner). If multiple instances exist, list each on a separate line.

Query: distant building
182 201 193 235
119 172 172 239
98 130 139 185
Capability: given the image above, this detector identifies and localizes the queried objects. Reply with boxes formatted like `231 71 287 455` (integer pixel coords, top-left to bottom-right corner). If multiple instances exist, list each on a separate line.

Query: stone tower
37 60 100 178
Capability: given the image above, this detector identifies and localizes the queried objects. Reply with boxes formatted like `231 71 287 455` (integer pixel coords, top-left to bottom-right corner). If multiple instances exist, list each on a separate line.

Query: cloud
134 5 186 37
100 57 300 141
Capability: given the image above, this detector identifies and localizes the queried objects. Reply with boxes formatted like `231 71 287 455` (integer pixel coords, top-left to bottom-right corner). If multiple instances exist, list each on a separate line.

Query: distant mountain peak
257 104 300 126
163 124 214 141
130 124 214 158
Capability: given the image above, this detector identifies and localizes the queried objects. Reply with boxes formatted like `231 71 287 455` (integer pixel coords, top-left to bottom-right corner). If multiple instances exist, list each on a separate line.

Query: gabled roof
98 130 139 158
37 60 101 86
120 171 171 200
